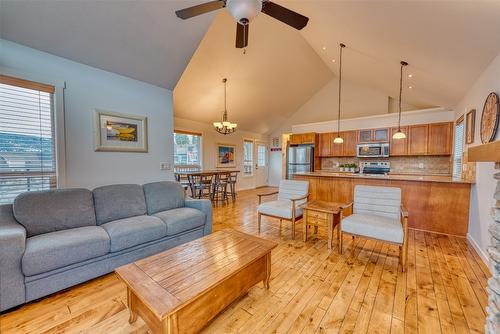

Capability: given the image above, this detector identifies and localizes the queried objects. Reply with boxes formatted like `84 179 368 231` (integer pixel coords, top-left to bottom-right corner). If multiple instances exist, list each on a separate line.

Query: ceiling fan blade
261 1 309 30
175 0 224 19
235 23 249 48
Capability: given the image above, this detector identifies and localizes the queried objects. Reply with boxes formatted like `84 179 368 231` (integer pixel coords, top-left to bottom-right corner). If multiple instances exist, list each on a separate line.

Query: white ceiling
0 0 215 90
2 1 500 134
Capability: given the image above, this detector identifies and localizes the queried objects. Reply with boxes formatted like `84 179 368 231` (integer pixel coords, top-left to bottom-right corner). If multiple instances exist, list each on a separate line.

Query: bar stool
188 174 213 199
226 172 238 202
212 172 229 205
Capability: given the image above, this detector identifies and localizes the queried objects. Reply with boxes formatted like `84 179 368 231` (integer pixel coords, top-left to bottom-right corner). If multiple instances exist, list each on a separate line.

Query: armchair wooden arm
289 194 309 203
257 191 279 204
400 205 409 272
400 205 409 220
340 202 353 216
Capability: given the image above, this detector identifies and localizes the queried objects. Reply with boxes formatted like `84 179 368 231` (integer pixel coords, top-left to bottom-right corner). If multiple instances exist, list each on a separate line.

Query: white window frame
173 130 203 170
257 143 267 168
0 67 66 188
243 138 254 177
452 116 464 178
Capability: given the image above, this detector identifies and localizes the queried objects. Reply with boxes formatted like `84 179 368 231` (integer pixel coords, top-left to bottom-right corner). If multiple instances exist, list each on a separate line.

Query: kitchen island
294 171 473 236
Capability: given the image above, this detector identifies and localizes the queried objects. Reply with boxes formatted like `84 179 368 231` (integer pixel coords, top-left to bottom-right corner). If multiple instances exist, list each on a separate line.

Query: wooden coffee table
300 200 349 249
115 229 277 334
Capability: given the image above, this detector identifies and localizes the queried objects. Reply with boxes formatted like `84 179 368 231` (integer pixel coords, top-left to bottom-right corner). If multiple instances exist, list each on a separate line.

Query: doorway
255 142 268 188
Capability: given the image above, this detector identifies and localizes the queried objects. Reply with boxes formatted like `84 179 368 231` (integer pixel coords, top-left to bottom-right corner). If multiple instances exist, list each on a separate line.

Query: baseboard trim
466 233 491 269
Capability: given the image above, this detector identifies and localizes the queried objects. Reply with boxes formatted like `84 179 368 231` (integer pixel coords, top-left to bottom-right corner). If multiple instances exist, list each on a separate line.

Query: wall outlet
418 162 424 169
160 162 171 171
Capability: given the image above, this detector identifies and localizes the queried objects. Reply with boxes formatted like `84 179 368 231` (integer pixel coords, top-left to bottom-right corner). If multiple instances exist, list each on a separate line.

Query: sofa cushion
143 181 185 215
100 215 167 252
257 200 303 219
93 184 147 225
13 188 96 237
22 226 110 276
341 213 403 244
153 208 205 236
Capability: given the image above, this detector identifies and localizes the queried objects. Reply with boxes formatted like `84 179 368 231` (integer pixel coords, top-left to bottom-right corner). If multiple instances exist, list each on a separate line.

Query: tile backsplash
321 156 452 175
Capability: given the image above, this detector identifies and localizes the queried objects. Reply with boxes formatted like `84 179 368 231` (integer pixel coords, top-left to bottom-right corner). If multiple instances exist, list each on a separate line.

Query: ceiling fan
175 0 309 48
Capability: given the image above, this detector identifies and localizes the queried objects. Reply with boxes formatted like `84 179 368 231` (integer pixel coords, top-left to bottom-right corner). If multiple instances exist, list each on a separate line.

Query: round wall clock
480 92 500 143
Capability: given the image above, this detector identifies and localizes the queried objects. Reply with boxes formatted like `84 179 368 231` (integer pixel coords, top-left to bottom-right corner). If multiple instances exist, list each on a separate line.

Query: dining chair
226 171 238 202
257 179 309 239
188 174 213 200
339 185 409 272
212 172 229 205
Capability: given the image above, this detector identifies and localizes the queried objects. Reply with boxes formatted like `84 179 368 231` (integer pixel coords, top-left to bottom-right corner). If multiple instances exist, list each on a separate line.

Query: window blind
452 121 464 178
0 78 56 204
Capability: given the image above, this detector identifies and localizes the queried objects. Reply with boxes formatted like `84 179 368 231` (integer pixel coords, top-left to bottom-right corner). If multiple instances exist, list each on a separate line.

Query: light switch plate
418 162 424 169
160 162 171 170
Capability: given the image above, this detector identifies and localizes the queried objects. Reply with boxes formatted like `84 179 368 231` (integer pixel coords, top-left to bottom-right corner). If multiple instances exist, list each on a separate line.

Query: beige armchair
339 185 409 272
257 180 309 239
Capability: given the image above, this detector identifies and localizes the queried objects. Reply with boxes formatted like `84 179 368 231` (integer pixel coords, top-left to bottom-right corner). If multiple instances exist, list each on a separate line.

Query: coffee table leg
263 253 271 289
127 287 138 324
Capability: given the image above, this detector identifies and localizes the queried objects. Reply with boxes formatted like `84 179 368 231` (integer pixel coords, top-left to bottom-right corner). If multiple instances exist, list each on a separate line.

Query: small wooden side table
300 200 348 249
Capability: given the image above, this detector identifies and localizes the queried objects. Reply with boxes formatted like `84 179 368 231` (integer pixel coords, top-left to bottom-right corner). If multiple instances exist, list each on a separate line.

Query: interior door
255 142 268 187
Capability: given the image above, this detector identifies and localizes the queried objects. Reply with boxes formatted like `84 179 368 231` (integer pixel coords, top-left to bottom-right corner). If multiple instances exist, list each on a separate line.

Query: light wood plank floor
0 187 490 334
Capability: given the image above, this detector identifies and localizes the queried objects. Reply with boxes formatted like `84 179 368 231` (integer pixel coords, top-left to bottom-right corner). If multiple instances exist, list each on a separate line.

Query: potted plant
339 164 345 172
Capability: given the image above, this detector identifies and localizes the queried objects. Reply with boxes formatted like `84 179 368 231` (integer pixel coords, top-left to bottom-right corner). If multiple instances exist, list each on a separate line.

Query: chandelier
213 78 237 135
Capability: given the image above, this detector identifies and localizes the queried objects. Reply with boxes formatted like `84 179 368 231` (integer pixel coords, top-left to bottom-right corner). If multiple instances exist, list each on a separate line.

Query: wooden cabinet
390 126 408 156
408 124 428 155
342 130 358 156
290 132 316 145
428 122 452 155
319 132 333 157
358 128 389 142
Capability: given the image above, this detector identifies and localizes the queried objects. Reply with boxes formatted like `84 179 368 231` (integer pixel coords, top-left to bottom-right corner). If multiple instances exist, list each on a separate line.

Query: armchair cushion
353 185 401 220
341 213 403 244
277 180 309 207
257 200 303 220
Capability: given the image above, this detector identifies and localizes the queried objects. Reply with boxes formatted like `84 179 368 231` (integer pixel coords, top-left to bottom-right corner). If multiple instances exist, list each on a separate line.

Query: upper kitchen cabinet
342 130 358 156
319 132 333 156
428 122 453 155
390 126 408 156
408 124 428 155
358 128 389 142
289 132 316 145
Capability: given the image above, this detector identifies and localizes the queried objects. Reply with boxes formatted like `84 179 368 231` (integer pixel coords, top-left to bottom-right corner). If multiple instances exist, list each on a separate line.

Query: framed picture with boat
94 109 148 152
216 143 236 168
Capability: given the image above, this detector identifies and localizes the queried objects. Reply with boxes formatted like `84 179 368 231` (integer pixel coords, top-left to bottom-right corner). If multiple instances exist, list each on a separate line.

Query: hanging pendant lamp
333 43 346 144
393 61 408 139
213 78 237 135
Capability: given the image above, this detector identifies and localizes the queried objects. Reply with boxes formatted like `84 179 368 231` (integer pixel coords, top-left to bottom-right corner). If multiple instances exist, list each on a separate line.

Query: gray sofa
0 181 212 312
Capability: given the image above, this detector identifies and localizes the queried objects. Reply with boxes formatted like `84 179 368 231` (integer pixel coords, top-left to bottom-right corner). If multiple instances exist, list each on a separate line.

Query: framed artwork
94 109 148 152
465 109 475 144
216 144 236 168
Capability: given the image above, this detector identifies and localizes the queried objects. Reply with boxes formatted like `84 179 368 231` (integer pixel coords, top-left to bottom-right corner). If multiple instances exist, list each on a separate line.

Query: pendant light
333 43 346 144
213 78 237 135
393 61 408 139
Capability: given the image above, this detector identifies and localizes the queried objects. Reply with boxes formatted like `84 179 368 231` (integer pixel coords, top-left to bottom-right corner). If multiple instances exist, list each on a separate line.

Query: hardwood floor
0 187 490 334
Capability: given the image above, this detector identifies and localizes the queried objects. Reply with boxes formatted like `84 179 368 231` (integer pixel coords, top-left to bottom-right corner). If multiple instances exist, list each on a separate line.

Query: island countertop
294 171 474 184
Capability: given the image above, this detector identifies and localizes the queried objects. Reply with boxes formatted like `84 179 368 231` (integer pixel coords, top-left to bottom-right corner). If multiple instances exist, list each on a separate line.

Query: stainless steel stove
360 161 390 175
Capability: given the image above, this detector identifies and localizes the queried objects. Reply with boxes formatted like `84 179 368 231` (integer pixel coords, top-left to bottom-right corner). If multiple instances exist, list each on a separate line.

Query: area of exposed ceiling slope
173 10 333 134
285 0 500 109
0 0 215 90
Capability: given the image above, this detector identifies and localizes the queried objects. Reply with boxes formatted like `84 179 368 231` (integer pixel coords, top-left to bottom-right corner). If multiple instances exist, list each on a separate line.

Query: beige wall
174 117 269 190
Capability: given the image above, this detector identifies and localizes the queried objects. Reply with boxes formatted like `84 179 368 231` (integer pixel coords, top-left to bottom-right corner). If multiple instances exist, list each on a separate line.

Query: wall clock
480 92 499 143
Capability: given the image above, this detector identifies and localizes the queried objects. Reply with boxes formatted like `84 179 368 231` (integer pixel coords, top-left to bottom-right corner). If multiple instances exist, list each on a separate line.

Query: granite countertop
294 171 474 184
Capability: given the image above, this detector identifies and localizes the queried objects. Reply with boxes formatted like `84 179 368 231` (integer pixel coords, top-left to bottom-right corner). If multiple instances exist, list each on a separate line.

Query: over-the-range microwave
356 142 390 158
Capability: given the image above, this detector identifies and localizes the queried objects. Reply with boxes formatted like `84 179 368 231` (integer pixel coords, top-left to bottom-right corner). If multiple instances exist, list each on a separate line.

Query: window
174 130 202 168
0 75 56 204
453 117 464 178
257 144 266 167
243 139 253 176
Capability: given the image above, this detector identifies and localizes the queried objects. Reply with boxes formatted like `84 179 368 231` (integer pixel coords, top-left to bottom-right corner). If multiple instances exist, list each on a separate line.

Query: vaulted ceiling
2 1 500 135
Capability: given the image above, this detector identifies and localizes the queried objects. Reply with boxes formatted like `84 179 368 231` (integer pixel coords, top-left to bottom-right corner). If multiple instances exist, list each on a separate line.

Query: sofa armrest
0 204 26 311
185 198 213 235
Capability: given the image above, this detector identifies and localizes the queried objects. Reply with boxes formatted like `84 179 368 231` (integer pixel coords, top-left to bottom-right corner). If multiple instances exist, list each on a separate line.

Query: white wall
174 117 269 190
1 39 175 189
454 51 500 264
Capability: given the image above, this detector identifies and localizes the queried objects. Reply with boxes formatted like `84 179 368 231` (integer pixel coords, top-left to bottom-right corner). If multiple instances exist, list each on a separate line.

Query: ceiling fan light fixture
226 0 262 25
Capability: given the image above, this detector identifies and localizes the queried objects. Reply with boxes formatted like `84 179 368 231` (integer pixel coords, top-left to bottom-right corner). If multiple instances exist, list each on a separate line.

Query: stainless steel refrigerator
286 145 314 179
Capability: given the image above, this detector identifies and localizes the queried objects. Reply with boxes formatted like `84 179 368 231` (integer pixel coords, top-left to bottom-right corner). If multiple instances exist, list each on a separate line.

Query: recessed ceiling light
322 46 327 50
331 59 336 63
408 74 413 78
408 85 413 89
